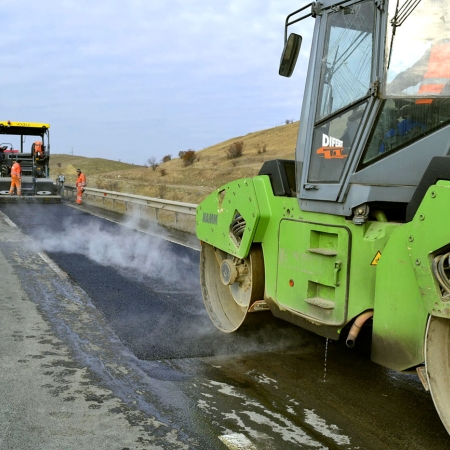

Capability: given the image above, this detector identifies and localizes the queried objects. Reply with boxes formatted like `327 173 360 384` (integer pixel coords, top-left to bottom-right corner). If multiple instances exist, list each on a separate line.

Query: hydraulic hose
432 252 450 297
346 310 374 348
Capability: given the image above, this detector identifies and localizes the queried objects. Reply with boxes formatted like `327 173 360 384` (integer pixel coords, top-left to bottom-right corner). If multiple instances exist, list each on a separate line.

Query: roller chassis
198 173 450 364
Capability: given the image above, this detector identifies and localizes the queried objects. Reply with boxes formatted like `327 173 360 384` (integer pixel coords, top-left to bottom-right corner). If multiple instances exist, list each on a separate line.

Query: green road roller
196 0 450 434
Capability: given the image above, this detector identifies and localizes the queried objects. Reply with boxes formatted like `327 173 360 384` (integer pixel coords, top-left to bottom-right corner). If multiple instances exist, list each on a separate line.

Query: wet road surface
1 202 450 449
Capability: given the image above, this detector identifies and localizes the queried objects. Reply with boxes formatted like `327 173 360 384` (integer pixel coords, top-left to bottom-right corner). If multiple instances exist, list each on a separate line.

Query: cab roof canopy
0 121 50 136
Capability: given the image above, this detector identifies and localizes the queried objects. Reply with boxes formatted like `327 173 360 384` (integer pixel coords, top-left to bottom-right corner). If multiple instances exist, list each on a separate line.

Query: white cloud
0 0 313 162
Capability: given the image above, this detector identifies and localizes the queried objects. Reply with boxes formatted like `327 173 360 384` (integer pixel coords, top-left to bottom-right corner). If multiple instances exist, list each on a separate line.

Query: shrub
160 168 167 177
256 142 267 154
158 184 167 198
162 154 172 163
226 141 245 159
179 149 197 167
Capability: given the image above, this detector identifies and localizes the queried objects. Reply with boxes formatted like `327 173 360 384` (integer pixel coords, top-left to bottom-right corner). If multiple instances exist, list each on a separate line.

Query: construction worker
383 15 450 152
75 168 86 205
388 39 450 100
388 16 450 99
9 160 21 195
33 141 44 160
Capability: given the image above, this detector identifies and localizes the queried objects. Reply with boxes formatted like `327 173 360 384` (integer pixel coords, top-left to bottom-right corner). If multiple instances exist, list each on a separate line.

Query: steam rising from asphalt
33 215 194 285
28 210 313 360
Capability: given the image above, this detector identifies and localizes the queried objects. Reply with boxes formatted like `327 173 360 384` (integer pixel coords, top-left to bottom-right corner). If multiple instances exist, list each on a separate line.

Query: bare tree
147 157 159 171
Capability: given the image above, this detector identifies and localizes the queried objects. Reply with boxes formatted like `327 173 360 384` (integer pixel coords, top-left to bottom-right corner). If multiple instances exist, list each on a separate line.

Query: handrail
62 185 198 234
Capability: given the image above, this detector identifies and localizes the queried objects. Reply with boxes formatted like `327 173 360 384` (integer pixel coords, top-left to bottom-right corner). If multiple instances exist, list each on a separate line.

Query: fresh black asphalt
1 203 307 361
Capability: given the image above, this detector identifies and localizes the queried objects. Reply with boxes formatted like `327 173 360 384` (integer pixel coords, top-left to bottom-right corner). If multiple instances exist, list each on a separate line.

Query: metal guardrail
62 185 198 234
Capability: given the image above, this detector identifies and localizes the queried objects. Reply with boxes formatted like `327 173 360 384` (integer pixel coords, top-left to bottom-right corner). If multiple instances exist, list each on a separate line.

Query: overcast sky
0 1 313 164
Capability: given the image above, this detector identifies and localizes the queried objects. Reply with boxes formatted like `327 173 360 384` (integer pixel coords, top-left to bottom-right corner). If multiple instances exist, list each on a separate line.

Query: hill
50 121 299 204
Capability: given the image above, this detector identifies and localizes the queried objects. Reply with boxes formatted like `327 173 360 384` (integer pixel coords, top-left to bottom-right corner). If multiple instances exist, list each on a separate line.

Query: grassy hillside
51 121 299 204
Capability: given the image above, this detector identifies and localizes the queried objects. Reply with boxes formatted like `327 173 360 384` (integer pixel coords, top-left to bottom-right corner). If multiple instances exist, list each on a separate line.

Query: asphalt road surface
1 201 450 450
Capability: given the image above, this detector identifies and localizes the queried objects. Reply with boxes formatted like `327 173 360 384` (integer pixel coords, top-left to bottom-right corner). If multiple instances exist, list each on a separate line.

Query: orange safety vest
416 41 450 104
34 141 43 155
76 172 86 188
11 162 21 177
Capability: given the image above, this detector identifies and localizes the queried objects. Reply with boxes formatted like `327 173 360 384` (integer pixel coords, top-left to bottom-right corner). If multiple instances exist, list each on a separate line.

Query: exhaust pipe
346 310 374 348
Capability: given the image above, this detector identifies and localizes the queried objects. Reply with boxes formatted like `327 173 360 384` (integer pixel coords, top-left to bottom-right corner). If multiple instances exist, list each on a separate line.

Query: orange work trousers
76 186 83 204
9 176 21 195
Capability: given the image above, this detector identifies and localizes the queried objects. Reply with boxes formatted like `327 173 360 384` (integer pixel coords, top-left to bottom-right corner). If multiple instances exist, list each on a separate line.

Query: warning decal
371 251 382 266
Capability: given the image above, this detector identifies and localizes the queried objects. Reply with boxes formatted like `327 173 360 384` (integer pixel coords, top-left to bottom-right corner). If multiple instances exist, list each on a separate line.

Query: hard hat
76 168 81 172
